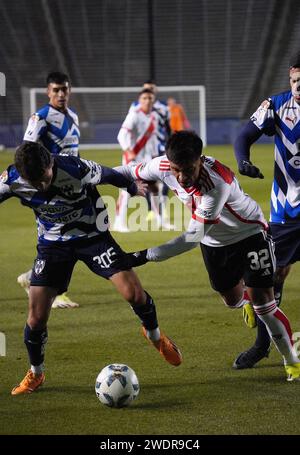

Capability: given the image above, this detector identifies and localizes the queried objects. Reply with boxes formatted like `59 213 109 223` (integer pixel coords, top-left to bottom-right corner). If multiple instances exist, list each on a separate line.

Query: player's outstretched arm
113 219 210 269
234 121 264 179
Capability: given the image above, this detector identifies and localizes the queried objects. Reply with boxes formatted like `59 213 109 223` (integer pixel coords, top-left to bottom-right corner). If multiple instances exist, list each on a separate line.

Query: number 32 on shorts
247 248 271 270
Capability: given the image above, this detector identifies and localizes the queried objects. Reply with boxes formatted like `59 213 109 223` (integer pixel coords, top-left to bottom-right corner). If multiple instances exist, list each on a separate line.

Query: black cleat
233 345 270 369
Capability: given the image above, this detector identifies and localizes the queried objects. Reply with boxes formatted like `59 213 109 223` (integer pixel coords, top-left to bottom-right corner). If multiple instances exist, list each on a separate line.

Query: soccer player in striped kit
17 72 81 308
233 51 300 369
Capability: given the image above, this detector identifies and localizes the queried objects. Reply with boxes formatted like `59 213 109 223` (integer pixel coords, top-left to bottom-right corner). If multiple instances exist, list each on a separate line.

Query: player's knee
122 283 145 305
27 316 47 331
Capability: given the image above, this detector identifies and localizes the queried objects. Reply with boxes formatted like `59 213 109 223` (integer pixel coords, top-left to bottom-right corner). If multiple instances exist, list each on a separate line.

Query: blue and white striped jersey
251 91 300 223
0 156 136 244
23 104 80 156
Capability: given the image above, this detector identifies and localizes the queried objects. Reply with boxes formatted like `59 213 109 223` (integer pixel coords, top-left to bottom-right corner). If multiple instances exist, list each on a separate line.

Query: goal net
22 86 206 149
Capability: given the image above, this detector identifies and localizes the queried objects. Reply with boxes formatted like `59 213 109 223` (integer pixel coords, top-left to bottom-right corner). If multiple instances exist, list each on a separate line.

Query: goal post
23 85 206 149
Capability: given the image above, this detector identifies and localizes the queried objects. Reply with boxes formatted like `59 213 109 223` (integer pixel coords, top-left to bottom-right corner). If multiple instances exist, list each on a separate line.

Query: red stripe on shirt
135 163 144 178
132 117 155 156
225 203 268 229
192 213 220 224
212 160 234 184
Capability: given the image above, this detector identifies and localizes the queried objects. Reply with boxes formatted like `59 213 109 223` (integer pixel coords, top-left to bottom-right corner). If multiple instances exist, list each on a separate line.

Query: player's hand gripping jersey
24 104 80 156
118 105 159 164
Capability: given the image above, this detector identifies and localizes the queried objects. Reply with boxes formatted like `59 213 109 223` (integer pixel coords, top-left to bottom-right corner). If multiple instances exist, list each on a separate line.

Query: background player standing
114 88 162 231
233 51 300 369
17 72 80 308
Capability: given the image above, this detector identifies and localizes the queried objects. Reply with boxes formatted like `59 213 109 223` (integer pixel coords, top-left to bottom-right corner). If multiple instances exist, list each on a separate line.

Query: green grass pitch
0 145 300 435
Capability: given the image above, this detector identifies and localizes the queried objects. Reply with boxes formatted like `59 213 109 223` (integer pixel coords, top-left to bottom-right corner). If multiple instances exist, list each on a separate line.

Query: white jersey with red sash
119 155 268 247
117 106 159 164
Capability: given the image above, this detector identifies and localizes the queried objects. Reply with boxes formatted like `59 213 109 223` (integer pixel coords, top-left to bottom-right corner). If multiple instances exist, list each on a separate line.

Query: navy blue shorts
270 222 300 267
200 232 275 292
30 233 130 294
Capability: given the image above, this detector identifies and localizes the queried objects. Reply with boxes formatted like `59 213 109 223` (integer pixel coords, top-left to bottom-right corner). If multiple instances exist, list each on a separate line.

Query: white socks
253 300 299 365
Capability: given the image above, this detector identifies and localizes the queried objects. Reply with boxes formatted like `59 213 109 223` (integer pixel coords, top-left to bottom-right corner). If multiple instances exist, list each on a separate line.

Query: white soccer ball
95 363 139 408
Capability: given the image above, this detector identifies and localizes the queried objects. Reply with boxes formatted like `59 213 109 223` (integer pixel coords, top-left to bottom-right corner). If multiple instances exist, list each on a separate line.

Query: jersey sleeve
117 111 136 151
192 182 231 224
23 114 47 142
80 159 137 194
114 156 163 182
250 98 276 136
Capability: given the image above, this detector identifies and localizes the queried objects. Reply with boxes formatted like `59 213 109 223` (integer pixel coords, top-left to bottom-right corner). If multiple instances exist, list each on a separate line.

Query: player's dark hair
166 131 203 165
15 142 53 181
139 88 154 97
289 51 300 69
144 79 156 85
46 71 70 86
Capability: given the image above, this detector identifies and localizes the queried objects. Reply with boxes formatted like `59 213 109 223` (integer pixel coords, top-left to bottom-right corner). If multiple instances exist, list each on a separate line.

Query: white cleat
17 271 31 296
52 293 79 309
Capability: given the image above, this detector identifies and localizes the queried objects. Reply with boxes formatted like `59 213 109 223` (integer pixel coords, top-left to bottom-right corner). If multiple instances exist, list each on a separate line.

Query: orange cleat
11 370 45 395
142 327 182 366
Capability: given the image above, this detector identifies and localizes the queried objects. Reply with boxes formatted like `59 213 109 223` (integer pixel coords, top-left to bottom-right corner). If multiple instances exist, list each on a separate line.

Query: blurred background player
233 51 300 369
167 97 191 132
114 88 162 231
17 71 80 308
120 80 173 229
144 81 173 228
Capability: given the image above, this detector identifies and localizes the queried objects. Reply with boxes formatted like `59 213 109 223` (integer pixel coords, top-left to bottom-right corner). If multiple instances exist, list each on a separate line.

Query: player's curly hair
166 131 203 165
15 142 53 181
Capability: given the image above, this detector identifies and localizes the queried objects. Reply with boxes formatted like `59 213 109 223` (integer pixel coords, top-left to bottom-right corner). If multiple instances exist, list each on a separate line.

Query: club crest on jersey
61 185 74 196
0 170 8 183
34 259 46 275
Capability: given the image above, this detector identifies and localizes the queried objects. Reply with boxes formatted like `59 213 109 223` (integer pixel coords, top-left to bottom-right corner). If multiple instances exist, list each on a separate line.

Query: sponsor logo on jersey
285 115 297 125
288 156 300 169
261 99 271 109
0 170 8 183
196 207 213 218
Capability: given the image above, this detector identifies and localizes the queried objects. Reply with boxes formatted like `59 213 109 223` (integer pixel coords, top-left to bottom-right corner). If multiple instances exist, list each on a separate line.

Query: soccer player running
18 72 81 308
114 130 300 382
233 51 300 369
0 142 182 395
114 88 162 231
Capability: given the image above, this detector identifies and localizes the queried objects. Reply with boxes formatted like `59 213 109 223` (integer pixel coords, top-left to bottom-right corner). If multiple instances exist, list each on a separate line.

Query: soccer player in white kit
114 88 162 232
115 131 300 381
17 72 80 308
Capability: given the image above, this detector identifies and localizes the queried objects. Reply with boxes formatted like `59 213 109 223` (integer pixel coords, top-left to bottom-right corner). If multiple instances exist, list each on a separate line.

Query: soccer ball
95 364 140 408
